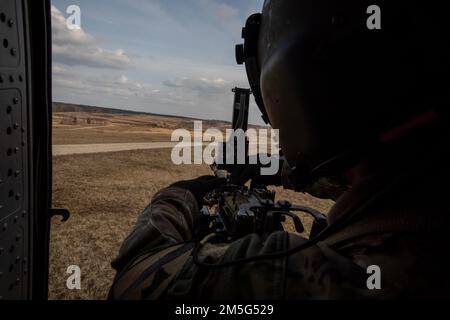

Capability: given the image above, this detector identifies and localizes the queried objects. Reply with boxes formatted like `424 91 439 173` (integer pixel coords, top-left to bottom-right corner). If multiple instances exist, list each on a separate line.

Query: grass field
49 111 334 300
52 111 232 145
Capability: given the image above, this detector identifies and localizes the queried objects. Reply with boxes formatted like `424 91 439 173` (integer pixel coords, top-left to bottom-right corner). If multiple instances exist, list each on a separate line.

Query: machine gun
198 184 327 242
197 88 328 242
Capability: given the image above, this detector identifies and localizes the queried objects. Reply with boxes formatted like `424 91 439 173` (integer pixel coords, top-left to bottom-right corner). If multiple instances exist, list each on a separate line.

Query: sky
51 0 266 124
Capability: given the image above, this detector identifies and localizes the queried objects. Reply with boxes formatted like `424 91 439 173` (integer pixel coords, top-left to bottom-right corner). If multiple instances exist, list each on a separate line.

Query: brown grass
50 149 211 299
52 112 233 145
50 149 333 299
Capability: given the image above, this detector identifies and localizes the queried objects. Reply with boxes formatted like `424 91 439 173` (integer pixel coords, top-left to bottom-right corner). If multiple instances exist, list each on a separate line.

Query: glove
170 175 226 207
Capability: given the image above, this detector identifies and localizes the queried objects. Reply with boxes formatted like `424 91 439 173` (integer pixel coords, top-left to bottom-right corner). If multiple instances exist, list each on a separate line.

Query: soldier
109 0 450 299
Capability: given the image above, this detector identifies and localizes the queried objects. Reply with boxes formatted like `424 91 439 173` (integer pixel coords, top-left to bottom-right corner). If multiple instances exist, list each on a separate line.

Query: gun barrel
231 87 251 131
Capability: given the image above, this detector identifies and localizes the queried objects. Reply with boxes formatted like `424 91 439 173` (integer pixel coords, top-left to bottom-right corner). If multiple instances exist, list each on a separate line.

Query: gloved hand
170 175 226 207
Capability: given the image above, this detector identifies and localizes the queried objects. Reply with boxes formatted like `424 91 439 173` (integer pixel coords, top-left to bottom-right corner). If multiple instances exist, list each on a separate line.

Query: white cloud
54 71 151 97
53 45 132 69
51 5 132 69
196 0 242 32
163 77 230 95
118 75 128 84
52 65 67 75
51 5 94 46
216 3 240 21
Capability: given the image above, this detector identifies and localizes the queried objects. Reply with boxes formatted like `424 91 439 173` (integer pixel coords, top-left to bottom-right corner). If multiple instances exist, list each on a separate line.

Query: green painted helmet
237 0 449 189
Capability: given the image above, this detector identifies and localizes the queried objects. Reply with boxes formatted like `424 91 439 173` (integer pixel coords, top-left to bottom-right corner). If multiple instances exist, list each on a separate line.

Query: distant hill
53 102 139 115
52 102 218 122
52 102 267 129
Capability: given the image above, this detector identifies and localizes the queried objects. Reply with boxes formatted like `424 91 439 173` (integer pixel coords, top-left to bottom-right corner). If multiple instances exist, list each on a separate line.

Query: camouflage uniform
109 161 450 300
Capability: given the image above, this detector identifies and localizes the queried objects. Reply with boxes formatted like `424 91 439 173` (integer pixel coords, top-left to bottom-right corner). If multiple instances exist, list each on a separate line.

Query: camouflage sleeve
111 187 199 272
167 232 389 300
110 224 393 299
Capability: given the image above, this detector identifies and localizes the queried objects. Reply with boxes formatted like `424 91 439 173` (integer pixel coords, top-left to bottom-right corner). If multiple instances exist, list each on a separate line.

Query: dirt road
53 142 194 156
53 142 269 156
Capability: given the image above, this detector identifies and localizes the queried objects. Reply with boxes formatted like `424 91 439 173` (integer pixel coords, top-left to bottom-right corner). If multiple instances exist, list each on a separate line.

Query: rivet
14 170 20 177
14 147 19 153
15 278 20 285
9 75 14 82
13 97 19 104
2 223 7 231
15 256 20 263
18 74 23 82
22 210 27 217
15 193 21 200
15 234 21 241
13 215 18 223
13 123 19 129
0 247 4 254
7 19 14 28
10 48 17 56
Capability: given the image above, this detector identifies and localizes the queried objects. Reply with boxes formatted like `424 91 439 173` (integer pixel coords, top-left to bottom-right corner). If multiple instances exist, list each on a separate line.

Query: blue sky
51 0 265 124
